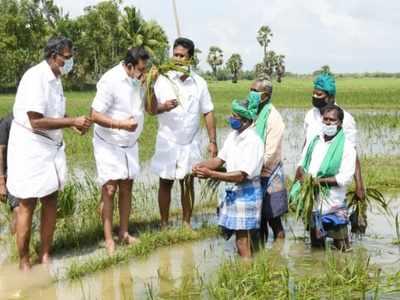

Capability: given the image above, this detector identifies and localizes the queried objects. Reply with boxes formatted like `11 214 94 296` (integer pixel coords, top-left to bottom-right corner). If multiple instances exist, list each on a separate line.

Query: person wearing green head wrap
247 79 288 249
304 71 366 205
192 99 265 258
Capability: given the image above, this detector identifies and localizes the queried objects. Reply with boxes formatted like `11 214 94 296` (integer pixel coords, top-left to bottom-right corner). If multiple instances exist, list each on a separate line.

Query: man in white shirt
192 99 264 258
91 47 149 255
304 73 365 201
295 104 356 250
149 38 217 228
7 36 92 270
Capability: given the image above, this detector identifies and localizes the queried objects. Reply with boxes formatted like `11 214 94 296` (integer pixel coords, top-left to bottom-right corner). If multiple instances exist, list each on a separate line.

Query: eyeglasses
57 53 73 60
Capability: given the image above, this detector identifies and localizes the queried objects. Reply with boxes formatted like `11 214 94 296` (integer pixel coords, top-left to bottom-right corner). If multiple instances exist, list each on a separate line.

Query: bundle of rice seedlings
199 167 226 203
145 59 192 110
289 174 328 229
346 188 390 235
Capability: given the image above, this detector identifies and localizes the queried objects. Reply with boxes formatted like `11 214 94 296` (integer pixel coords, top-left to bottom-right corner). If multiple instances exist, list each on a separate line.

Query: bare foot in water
39 253 52 265
118 233 140 246
182 221 192 230
105 239 116 255
19 257 31 272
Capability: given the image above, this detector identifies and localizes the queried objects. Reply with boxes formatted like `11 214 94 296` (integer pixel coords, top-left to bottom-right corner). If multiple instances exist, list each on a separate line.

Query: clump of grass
347 188 391 235
63 224 219 281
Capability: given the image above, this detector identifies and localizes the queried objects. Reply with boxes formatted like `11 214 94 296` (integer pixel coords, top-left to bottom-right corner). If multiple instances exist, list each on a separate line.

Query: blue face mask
228 116 242 130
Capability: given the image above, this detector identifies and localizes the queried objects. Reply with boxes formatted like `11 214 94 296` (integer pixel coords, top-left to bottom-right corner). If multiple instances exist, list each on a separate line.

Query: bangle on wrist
209 139 217 145
111 120 114 129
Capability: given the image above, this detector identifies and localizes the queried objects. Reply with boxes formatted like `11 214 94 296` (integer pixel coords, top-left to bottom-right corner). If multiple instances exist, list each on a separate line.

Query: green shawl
289 129 345 203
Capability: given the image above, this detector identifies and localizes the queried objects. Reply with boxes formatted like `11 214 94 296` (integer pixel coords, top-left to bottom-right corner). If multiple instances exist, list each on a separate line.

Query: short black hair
173 37 195 58
321 104 344 122
44 36 73 59
123 46 150 66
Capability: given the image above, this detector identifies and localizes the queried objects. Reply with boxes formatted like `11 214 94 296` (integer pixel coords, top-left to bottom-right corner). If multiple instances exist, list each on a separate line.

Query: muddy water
1 109 400 299
1 197 399 300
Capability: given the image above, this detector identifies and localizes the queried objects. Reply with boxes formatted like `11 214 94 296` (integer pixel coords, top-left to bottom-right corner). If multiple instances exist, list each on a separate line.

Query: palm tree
226 54 243 83
257 25 273 57
207 46 223 79
120 6 169 64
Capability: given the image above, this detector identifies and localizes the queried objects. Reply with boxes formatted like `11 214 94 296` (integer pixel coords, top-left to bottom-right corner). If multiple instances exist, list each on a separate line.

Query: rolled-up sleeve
23 73 46 114
335 140 356 186
92 77 114 113
199 84 214 114
236 137 264 178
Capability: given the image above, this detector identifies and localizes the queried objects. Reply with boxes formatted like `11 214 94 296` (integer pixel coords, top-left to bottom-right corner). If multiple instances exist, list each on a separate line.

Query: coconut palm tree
226 53 243 83
207 46 223 79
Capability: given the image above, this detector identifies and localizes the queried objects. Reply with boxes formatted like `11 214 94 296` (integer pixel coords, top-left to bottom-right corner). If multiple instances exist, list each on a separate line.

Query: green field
1 77 399 165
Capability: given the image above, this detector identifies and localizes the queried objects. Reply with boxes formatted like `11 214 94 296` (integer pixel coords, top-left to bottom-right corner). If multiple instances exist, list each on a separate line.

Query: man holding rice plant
249 79 288 246
192 94 264 258
91 47 149 255
149 37 217 229
7 36 92 270
304 73 365 201
291 104 356 250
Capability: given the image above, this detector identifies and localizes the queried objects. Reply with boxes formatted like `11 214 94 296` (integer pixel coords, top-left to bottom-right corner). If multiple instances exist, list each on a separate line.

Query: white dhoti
7 122 67 199
93 133 140 186
150 131 202 180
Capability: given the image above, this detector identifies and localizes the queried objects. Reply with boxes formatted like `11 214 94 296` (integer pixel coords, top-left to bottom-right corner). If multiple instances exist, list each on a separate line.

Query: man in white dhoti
91 47 149 255
149 38 217 228
7 36 92 271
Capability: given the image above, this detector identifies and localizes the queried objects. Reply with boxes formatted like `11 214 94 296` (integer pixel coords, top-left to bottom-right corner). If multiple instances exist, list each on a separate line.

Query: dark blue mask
228 116 242 130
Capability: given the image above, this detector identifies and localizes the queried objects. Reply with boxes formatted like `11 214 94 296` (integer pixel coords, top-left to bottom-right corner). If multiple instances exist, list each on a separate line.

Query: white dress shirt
7 60 67 198
92 63 144 147
150 71 214 179
218 127 264 179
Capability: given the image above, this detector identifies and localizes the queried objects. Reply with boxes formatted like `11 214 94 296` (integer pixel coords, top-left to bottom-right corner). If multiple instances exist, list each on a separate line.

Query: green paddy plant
145 58 193 110
394 213 400 245
288 174 327 229
347 188 391 235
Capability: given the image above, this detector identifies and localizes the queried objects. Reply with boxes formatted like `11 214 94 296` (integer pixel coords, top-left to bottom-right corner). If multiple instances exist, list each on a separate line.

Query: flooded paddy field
0 105 399 299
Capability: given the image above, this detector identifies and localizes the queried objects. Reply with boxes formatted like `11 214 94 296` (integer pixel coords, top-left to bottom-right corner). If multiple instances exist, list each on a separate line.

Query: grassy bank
63 225 219 281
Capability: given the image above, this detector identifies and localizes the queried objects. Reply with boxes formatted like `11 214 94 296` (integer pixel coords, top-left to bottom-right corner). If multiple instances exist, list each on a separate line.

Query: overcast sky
55 0 400 73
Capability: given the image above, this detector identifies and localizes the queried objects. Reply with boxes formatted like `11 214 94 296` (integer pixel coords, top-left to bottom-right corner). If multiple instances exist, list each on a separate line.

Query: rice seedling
347 188 391 235
393 213 400 245
288 174 328 229
145 58 192 110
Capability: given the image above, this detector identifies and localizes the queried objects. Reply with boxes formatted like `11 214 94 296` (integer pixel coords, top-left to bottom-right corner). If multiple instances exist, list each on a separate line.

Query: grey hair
255 79 273 95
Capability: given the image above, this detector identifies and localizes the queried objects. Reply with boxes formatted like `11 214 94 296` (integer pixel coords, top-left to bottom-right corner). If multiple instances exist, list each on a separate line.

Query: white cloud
54 0 400 73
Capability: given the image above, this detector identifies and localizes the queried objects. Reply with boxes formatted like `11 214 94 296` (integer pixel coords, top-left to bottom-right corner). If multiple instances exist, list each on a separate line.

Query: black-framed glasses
57 53 73 60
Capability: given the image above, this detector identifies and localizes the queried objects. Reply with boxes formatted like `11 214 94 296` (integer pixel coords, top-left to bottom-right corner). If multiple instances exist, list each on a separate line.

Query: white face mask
130 77 140 87
322 123 338 137
60 57 74 75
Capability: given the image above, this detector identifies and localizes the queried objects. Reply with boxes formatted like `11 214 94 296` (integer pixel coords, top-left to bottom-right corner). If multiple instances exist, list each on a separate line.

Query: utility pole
172 0 181 37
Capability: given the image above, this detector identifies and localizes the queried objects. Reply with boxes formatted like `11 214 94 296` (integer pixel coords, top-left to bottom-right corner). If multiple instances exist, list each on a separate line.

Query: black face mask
312 96 327 109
